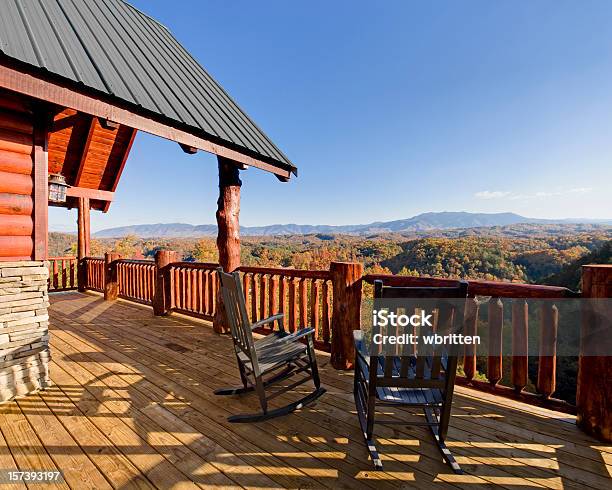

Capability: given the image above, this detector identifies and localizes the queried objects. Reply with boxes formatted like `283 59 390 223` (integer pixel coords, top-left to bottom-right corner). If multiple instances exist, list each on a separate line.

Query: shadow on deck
0 291 609 489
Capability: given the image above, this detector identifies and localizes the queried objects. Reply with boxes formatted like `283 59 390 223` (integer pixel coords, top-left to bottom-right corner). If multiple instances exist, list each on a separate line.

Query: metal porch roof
0 0 296 174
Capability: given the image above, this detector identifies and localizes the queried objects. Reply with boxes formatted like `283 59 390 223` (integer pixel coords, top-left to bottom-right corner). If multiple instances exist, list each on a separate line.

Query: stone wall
0 261 50 402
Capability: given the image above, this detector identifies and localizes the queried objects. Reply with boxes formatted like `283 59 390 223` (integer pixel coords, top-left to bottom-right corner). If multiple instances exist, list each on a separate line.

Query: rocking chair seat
237 341 307 374
357 354 445 405
377 385 443 405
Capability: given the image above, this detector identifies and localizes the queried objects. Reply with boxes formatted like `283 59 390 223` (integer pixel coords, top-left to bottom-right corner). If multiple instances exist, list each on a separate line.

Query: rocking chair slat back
372 280 468 388
218 269 258 368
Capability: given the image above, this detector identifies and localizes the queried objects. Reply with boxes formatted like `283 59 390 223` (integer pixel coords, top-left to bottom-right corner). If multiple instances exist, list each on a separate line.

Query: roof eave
0 56 297 180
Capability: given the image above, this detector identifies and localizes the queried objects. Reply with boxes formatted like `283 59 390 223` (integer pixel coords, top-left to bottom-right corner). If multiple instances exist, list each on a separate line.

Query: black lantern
48 174 69 203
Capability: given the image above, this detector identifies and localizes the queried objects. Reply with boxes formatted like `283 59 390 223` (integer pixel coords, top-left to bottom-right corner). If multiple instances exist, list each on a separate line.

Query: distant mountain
93 212 612 238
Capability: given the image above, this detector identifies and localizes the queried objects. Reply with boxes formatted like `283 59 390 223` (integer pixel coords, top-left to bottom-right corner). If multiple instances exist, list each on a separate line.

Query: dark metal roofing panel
0 0 295 172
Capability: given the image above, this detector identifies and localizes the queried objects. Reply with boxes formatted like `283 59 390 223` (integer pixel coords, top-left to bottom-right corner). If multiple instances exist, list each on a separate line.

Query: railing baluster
191 269 198 312
208 270 214 315
310 279 320 340
212 269 217 315
70 258 75 288
299 278 307 329
260 274 267 320
488 298 504 386
279 276 286 330
196 269 203 313
174 267 180 309
60 259 66 289
251 273 259 322
270 275 278 330
53 259 58 289
185 267 192 311
242 272 250 305
463 298 479 382
288 278 296 332
512 299 528 393
322 280 331 344
202 270 209 315
537 303 558 398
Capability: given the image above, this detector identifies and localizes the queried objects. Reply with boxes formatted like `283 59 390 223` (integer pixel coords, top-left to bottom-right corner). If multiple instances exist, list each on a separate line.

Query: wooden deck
0 292 610 489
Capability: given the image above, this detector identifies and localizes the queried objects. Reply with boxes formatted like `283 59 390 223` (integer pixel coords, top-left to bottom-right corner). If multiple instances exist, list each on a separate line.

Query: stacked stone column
0 261 50 402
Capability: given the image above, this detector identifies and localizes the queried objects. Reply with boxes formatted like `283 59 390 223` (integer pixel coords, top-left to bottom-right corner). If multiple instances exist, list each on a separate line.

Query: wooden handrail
69 256 591 413
116 258 154 264
362 273 579 298
237 266 331 280
169 261 219 269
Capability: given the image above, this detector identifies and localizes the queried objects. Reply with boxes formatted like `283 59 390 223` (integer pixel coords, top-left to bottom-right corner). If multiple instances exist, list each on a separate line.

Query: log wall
0 97 35 261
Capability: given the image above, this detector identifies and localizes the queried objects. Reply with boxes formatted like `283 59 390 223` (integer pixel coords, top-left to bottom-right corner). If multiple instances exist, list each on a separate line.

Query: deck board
0 292 608 489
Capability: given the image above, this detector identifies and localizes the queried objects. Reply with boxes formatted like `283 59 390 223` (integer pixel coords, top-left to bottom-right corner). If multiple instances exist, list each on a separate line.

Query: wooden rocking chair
353 279 468 473
215 268 326 423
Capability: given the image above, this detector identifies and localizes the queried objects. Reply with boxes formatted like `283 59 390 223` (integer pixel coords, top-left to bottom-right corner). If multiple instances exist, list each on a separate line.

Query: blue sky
49 0 612 232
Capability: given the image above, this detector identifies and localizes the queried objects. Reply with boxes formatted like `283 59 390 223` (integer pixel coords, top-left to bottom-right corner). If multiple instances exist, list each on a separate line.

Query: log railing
47 256 78 291
167 262 218 320
237 266 333 351
363 273 579 412
82 257 105 292
66 255 598 413
117 259 156 305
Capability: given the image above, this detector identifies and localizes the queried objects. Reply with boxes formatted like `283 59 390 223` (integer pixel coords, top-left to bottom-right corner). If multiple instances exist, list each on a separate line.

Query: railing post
577 264 612 442
330 261 363 370
153 250 178 316
214 156 241 334
104 253 121 301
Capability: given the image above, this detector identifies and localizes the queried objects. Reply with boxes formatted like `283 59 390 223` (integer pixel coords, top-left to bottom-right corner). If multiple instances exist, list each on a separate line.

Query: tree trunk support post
330 261 363 370
577 264 612 442
214 156 242 334
77 197 90 292
153 250 179 316
104 253 121 301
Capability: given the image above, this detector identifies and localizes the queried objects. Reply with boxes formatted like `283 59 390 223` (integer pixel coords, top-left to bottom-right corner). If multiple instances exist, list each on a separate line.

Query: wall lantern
48 174 69 203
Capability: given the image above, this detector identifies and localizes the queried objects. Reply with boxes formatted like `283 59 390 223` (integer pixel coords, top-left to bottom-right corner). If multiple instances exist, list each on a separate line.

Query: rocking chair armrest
250 313 285 331
277 327 315 344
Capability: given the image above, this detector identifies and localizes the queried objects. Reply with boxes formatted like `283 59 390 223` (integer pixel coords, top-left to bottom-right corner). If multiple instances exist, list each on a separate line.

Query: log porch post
330 261 363 369
153 250 178 316
104 252 121 301
77 197 90 292
576 264 612 442
214 156 242 333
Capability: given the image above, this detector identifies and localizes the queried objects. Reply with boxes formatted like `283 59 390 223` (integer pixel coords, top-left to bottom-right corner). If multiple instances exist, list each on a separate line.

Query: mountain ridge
91 212 612 238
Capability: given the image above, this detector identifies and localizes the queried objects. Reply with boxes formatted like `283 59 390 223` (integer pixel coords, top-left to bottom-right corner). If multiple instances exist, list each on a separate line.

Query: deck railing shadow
22 292 608 488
